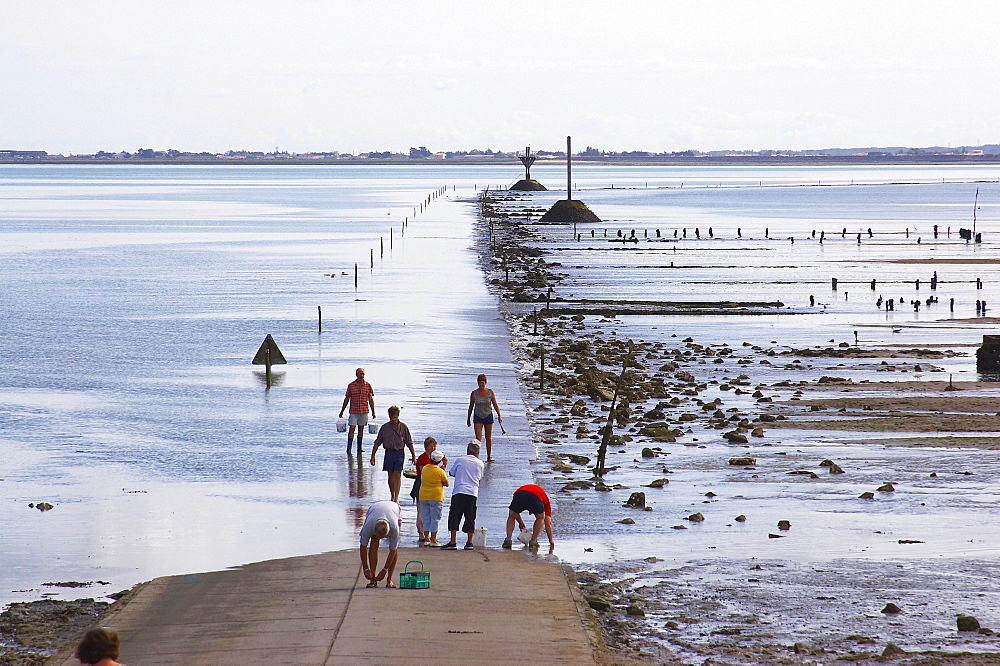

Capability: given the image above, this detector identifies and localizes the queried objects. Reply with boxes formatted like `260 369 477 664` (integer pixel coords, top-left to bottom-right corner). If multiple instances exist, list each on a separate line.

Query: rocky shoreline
474 190 1000 664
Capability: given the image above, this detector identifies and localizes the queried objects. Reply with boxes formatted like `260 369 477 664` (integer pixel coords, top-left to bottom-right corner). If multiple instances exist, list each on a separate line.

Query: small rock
881 603 902 614
686 512 704 522
618 517 635 524
877 483 895 492
829 463 845 474
34 502 55 512
586 595 613 612
957 614 981 631
819 459 834 467
859 492 875 500
768 533 785 539
735 514 747 522
777 520 791 530
624 492 646 509
724 431 749 444
594 482 612 492
641 447 657 458
751 427 764 438
882 642 906 658
625 604 645 617
729 457 756 466
645 478 669 488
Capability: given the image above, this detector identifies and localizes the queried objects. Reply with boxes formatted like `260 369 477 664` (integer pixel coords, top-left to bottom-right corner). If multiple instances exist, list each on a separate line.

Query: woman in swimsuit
467 373 502 461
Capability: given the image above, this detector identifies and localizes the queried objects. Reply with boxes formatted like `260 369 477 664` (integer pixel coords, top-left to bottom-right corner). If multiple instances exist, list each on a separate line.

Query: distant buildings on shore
3 144 999 164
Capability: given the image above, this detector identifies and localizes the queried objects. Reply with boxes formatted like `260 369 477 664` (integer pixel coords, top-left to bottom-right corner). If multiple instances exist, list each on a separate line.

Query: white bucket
472 527 488 549
517 528 533 546
368 421 378 434
336 419 347 433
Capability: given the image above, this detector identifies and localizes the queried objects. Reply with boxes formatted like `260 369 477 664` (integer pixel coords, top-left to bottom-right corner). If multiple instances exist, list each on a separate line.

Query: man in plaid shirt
339 367 375 452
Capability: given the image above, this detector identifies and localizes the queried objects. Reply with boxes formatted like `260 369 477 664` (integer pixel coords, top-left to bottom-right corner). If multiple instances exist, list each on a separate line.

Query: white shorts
348 413 369 427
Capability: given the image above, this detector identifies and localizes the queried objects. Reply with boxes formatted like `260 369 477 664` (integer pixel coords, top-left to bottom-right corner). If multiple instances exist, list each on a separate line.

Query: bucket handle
403 560 425 574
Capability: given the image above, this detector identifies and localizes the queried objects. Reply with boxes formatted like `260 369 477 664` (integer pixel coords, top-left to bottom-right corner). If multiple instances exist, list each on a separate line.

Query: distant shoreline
4 154 1000 167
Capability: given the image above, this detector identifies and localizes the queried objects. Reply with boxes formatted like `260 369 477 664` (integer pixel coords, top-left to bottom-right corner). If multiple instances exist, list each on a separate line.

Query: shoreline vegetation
5 155 1000 168
475 189 1000 664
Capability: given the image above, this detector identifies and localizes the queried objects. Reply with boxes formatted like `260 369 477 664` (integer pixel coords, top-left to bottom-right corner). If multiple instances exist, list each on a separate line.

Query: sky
2 1 999 155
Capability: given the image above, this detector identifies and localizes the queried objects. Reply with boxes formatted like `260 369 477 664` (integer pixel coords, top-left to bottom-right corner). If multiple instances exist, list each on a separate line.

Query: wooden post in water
539 346 545 390
596 348 631 478
566 135 573 201
355 264 358 289
318 305 322 333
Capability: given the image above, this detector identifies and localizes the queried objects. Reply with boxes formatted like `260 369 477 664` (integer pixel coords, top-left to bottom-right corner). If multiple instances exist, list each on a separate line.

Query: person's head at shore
387 405 400 422
477 373 487 389
75 627 122 665
373 518 390 539
429 449 444 466
423 436 437 453
355 367 365 380
467 439 481 457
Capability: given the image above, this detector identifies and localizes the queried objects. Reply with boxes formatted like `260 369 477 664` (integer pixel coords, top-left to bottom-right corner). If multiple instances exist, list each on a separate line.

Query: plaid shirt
345 379 374 414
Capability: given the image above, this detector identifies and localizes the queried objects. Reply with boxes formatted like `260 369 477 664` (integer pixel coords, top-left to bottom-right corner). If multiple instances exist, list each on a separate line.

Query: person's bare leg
506 511 518 538
474 423 484 443
484 423 494 460
368 540 380 580
388 470 402 502
532 514 544 539
384 549 399 587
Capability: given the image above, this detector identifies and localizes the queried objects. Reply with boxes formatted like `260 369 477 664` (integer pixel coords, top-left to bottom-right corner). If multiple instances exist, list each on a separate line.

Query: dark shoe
501 537 512 549
440 542 457 550
528 538 539 550
464 543 475 550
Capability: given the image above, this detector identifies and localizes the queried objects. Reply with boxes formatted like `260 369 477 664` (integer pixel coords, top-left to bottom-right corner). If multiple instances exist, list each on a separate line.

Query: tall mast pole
566 135 572 201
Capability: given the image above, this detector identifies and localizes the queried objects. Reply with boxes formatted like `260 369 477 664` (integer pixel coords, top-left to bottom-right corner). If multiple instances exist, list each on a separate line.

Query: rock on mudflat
686 512 705 522
729 457 756 466
777 520 791 530
881 602 902 614
882 642 907 658
625 604 645 617
877 482 895 492
586 594 613 612
617 517 635 524
957 614 981 631
735 514 747 522
624 492 646 508
645 478 669 488
859 492 875 500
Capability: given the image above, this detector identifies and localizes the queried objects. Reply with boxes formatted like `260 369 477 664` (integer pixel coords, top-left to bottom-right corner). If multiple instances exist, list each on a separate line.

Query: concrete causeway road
49 547 601 665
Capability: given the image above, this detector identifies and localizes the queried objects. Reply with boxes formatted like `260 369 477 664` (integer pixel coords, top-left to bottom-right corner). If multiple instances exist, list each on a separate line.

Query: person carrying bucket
339 367 375 453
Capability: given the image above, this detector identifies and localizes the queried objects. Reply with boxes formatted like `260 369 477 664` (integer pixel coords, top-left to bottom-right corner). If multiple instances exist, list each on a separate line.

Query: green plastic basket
399 560 430 589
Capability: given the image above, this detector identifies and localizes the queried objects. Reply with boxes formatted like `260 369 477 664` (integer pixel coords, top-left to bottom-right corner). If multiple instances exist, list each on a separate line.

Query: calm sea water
1 163 998 606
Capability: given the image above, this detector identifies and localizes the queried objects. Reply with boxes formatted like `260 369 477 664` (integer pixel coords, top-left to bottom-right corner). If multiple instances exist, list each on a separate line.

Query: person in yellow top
418 449 449 546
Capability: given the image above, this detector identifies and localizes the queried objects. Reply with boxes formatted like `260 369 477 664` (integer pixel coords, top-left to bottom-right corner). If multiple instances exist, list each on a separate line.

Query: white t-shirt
359 500 401 549
449 454 485 497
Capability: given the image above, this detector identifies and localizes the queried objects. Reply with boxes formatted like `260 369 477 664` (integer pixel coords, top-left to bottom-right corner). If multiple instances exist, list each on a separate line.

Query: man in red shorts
339 367 375 452
502 483 554 551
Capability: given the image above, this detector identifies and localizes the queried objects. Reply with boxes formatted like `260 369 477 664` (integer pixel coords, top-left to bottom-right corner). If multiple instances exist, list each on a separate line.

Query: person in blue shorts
370 405 416 502
467 373 502 461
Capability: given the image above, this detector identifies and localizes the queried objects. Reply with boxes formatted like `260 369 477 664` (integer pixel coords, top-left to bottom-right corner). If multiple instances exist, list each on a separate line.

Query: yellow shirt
419 464 447 502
